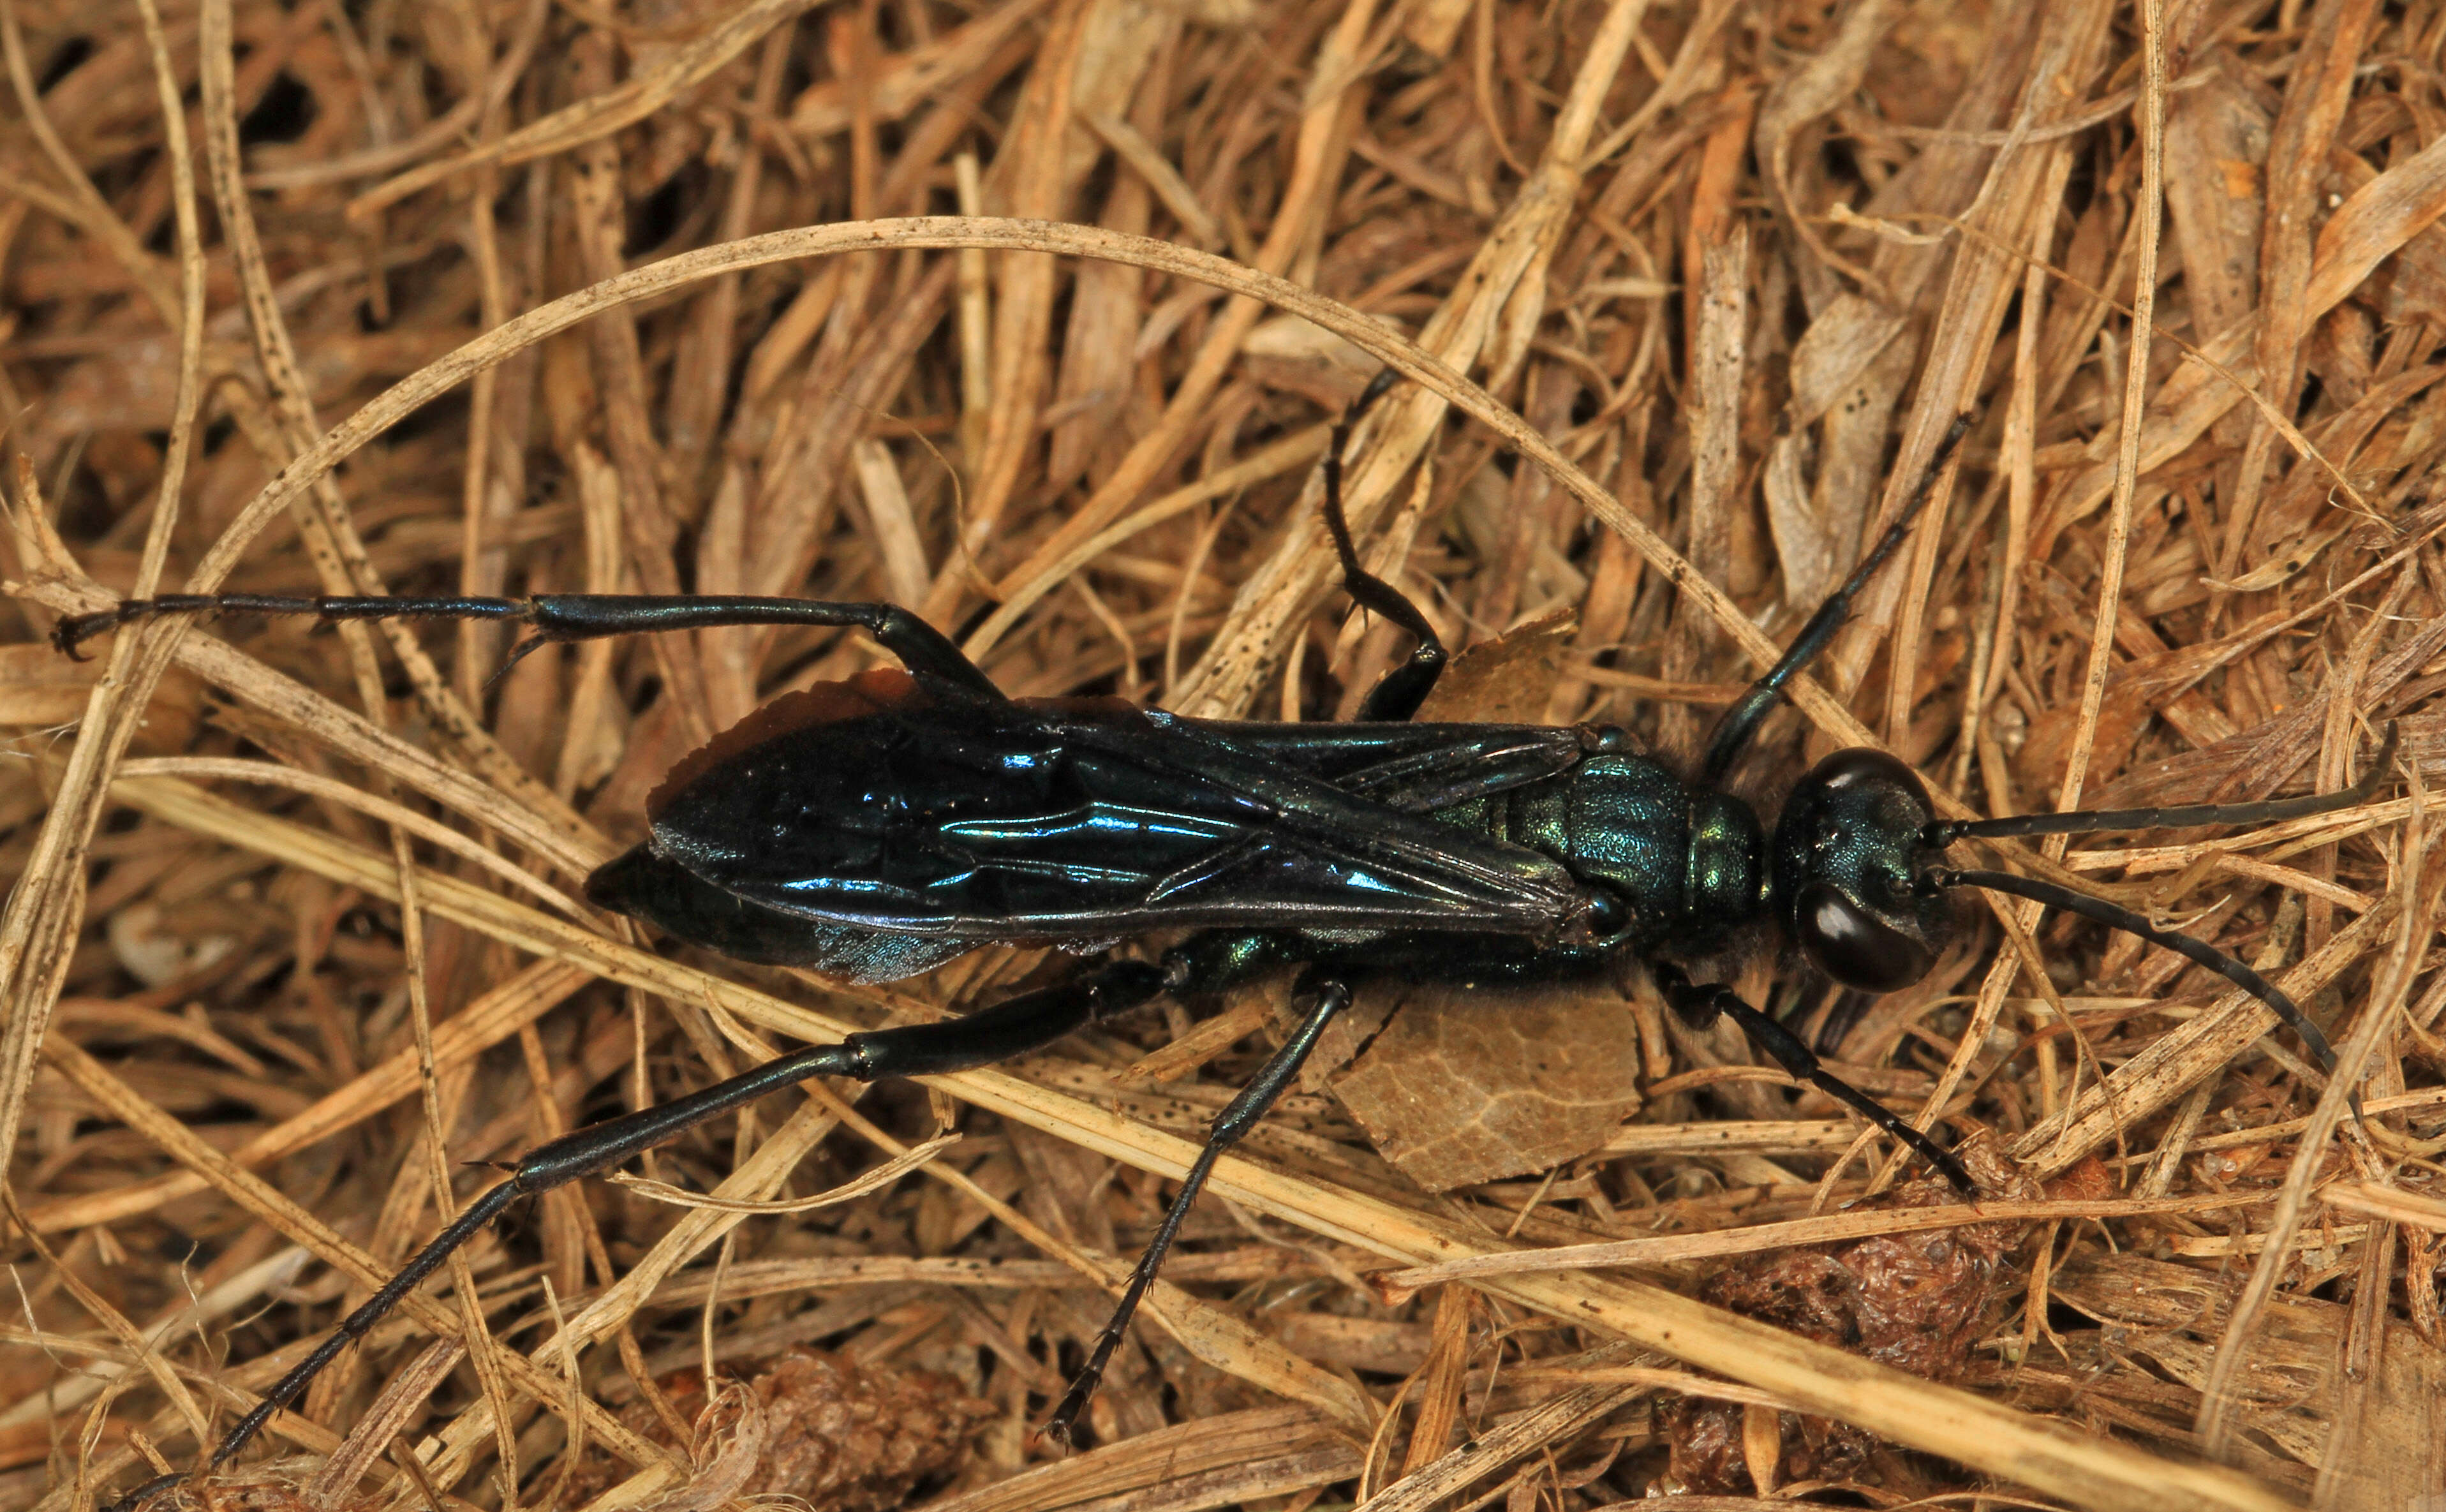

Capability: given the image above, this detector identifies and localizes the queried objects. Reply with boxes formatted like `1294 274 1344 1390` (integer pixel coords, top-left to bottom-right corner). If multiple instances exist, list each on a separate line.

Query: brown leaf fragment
1410 607 1579 724
1327 977 1643 1192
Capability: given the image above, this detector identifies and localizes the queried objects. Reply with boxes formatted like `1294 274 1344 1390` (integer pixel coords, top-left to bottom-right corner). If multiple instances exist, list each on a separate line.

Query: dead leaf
1411 607 1577 723
1326 976 1642 1191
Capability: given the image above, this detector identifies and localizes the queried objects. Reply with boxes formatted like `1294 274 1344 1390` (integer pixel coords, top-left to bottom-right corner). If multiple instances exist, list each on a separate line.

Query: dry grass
1 0 2443 1506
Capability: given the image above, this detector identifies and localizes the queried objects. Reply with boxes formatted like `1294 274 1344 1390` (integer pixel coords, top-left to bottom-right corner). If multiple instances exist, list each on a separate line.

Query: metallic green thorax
1432 747 1766 958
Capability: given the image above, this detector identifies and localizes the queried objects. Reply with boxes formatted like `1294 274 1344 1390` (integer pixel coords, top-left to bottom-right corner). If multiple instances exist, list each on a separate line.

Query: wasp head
1770 748 1950 993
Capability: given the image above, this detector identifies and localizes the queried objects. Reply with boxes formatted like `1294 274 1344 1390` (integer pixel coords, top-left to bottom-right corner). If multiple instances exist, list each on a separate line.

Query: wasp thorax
1770 748 1949 992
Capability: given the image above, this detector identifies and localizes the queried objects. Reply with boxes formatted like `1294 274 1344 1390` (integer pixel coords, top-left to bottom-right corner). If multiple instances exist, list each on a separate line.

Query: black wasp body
58 375 2389 1505
592 669 1769 985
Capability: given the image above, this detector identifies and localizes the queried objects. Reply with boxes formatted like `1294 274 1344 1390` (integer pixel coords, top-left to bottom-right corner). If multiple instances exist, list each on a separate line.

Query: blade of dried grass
2043 120 2446 549
942 0 1388 638
789 1079 1378 1432
0 0 183 328
1601 1118 1863 1157
195 29 567 1478
919 1406 1356 1512
1355 1377 1645 1512
1375 1191 2271 1293
1081 108 1222 249
1865 0 2110 752
607 1133 961 1215
1167 0 1649 718
243 0 550 192
305 1338 464 1508
451 6 523 716
954 0 1088 561
1867 0 2173 1213
1754 0 1904 299
0 1247 311 1433
2011 894 2401 1178
2161 1086 2446 1158
2066 0 2163 844
2225 0 2380 586
1862 206 2362 510
1658 106 1747 758
355 1079 841 1502
19 960 588 1234
31 219 1916 780
1 1195 213 1453
1378 1286 1472 1491
968 423 1330 651
116 757 588 918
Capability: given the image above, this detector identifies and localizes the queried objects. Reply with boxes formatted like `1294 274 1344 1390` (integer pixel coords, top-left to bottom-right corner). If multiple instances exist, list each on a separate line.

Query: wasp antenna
1922 866 2357 1115
1925 722 2399 845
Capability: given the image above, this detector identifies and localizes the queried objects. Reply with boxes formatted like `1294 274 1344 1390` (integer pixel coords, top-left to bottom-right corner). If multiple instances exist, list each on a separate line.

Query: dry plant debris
1659 1136 2036 1497
4 0 2446 1506
556 1348 996 1512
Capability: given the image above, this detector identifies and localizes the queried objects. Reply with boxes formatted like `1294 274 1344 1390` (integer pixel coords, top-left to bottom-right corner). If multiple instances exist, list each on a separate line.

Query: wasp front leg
1650 960 1974 1194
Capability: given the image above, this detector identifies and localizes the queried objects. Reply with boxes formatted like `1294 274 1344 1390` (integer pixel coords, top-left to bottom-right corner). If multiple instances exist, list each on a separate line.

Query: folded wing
641 672 1591 942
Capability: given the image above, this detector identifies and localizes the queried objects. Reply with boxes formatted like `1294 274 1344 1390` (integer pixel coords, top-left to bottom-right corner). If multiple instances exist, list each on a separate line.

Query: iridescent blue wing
630 670 1593 948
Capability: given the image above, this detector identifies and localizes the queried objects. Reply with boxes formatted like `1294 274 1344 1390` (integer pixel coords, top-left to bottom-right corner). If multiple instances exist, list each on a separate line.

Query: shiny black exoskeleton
586 675 1946 1000
58 379 2392 1506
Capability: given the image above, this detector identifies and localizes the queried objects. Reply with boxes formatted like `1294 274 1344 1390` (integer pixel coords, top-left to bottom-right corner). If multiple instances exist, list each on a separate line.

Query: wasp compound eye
1793 881 1934 992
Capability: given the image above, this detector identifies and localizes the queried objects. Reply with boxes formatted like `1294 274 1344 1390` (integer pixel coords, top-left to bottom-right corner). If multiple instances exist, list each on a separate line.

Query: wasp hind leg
100 958 1175 1512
